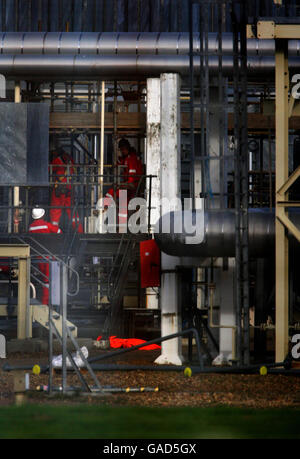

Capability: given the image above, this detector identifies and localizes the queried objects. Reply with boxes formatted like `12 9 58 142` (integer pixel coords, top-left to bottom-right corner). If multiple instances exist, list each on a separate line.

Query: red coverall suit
104 152 143 227
50 154 83 233
29 219 62 305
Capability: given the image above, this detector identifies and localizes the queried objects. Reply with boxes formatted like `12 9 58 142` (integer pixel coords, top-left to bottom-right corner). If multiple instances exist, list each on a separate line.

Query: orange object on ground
97 335 161 350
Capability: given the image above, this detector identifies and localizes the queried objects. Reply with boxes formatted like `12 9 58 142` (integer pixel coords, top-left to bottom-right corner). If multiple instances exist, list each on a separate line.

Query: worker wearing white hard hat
29 206 62 305
32 207 45 220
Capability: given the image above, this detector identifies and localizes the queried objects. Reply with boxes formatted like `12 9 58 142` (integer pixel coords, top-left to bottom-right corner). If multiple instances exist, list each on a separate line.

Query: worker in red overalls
49 148 83 233
29 207 62 305
104 139 144 230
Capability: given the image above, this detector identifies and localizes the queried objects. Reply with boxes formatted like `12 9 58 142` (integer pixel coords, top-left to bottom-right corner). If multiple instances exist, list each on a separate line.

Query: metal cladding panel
0 103 49 185
0 103 27 184
0 0 295 34
27 103 49 185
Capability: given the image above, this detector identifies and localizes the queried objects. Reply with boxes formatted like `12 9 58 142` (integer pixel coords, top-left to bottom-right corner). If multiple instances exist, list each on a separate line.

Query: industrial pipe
0 32 299 57
4 360 297 376
0 54 298 80
155 209 300 258
89 362 293 375
0 32 299 79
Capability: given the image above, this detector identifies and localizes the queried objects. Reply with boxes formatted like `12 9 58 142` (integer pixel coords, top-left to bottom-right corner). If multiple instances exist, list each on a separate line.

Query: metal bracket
257 21 275 39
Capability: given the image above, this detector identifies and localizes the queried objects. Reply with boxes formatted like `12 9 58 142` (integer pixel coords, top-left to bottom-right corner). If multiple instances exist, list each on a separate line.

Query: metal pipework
154 209 300 258
0 32 300 57
0 32 299 79
0 54 295 80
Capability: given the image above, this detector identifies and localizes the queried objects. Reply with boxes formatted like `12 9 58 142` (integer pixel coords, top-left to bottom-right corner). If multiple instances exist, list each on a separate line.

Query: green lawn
0 405 299 439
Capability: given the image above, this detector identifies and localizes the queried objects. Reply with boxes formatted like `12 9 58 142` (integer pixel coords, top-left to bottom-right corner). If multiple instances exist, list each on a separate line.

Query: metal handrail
13 235 80 297
107 173 146 298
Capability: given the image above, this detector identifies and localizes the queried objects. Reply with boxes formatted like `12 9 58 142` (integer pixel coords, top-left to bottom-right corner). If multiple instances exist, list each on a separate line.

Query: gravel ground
1 349 300 408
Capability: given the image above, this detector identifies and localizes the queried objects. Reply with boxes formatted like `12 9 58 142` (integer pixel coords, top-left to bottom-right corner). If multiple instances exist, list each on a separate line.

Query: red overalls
50 154 83 233
29 219 62 305
104 153 144 229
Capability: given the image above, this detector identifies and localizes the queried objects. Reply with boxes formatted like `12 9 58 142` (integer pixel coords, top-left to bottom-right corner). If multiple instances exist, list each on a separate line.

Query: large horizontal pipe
154 209 300 258
0 54 298 80
0 32 300 57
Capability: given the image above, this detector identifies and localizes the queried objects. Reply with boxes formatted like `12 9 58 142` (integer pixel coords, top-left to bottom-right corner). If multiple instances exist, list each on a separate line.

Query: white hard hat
32 208 45 220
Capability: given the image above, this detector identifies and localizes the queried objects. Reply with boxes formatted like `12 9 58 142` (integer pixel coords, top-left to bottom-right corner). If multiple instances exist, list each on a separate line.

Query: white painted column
146 78 161 233
155 73 183 365
218 259 236 363
145 78 161 309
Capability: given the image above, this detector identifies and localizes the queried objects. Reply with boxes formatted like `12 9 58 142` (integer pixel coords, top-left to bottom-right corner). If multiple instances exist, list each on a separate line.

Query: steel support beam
275 41 289 362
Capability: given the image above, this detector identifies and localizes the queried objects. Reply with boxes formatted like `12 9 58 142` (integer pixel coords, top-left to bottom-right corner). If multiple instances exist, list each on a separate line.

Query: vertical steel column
48 261 54 395
240 5 250 366
217 1 226 210
232 2 249 365
275 40 289 362
14 81 21 234
188 0 195 208
61 262 68 393
155 73 183 366
17 256 31 340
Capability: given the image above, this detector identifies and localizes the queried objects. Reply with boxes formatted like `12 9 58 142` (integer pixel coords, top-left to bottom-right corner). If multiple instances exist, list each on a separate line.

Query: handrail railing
0 172 156 236
13 235 80 297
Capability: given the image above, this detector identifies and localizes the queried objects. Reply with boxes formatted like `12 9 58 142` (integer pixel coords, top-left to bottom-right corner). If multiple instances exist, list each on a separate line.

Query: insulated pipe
154 209 300 258
4 361 297 376
0 32 300 56
0 54 295 80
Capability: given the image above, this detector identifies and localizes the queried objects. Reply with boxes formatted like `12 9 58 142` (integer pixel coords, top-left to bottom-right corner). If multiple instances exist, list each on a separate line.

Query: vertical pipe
61 262 68 393
14 81 21 234
204 2 210 207
232 6 242 365
50 82 55 112
99 81 105 202
240 4 250 365
96 81 105 233
231 2 250 365
48 261 53 395
218 2 225 209
65 83 69 112
113 81 118 198
188 0 195 209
